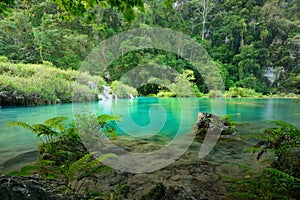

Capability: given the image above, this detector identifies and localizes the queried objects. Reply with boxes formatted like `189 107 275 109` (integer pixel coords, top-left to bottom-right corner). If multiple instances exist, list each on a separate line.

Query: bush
208 90 224 98
227 166 300 199
8 113 119 194
0 56 9 63
192 85 204 97
110 81 138 98
225 87 262 98
170 70 199 97
157 90 175 97
253 121 300 178
0 61 106 106
147 93 157 97
228 121 300 199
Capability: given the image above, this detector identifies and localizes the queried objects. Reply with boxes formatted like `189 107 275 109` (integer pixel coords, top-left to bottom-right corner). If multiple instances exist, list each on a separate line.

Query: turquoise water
0 98 299 167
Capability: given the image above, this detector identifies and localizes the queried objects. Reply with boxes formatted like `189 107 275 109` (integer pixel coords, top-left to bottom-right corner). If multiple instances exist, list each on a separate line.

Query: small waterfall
98 85 112 100
103 85 112 100
98 86 135 100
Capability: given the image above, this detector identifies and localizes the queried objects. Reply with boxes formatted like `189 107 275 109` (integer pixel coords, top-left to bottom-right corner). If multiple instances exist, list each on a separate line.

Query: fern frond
44 116 68 132
89 153 117 169
54 150 77 159
230 163 256 172
31 124 58 139
271 120 297 131
7 121 35 132
36 159 56 166
263 167 298 182
67 152 96 180
67 152 116 180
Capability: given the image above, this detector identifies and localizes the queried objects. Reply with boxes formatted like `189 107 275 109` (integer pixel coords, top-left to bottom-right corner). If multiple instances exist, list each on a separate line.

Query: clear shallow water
0 98 299 167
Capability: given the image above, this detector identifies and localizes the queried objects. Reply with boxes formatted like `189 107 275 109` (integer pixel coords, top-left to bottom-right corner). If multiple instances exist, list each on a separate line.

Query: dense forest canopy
0 0 299 96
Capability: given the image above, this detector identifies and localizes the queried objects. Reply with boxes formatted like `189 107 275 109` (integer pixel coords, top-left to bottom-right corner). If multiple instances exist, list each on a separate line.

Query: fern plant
8 116 68 146
226 166 300 199
66 152 117 193
7 113 120 198
7 116 84 166
226 121 300 199
253 121 300 177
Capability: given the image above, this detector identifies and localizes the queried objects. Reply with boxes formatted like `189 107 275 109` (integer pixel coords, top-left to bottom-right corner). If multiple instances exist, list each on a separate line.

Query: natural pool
1 97 299 170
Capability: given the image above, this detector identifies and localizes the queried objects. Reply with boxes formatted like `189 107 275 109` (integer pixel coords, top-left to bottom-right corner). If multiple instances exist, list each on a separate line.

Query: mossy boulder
193 112 236 141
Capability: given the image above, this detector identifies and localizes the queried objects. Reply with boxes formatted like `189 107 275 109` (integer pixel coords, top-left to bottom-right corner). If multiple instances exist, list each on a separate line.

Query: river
0 97 299 170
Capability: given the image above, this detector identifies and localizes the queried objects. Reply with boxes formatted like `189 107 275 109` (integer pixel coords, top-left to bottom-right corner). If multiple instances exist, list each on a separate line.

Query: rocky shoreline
1 113 262 199
1 138 257 200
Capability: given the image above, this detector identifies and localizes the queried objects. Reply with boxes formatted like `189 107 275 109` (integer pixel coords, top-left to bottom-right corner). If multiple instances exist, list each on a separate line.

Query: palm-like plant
8 116 68 146
8 113 120 178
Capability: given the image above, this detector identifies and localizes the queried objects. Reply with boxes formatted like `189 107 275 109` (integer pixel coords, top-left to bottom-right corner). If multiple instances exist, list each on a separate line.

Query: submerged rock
193 112 236 141
0 175 83 200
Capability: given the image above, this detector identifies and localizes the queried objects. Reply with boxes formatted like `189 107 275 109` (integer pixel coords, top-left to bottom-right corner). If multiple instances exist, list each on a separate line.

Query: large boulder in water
193 112 236 141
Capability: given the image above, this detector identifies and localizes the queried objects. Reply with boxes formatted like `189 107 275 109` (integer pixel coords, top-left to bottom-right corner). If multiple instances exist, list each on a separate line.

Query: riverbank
0 121 263 172
1 60 299 107
0 61 106 106
1 129 260 199
1 114 299 199
85 136 259 199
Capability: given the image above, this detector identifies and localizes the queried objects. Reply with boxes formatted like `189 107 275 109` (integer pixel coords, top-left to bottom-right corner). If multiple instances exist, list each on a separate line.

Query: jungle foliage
0 0 299 99
0 60 106 106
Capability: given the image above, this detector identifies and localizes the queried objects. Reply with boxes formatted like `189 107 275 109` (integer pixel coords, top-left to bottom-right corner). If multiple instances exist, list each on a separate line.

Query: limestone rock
193 112 236 141
0 175 83 200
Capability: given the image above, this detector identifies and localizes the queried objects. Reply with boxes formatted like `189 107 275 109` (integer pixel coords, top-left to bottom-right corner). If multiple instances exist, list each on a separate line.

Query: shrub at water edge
0 60 106 106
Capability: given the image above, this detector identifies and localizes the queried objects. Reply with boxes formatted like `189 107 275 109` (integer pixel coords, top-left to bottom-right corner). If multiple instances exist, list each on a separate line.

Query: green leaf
32 124 58 137
44 116 68 132
7 121 34 132
67 152 116 180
